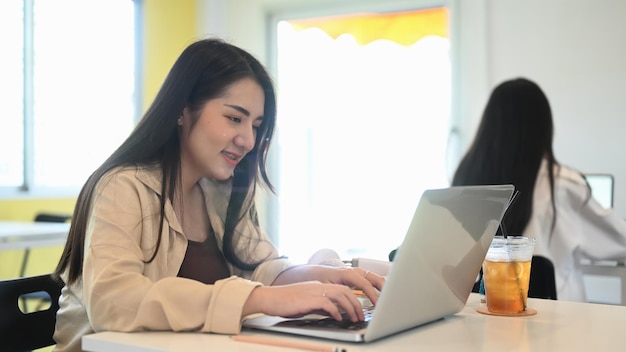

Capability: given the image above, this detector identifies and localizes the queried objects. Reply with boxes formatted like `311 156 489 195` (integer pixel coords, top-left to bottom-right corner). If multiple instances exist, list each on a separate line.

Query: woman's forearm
271 264 326 285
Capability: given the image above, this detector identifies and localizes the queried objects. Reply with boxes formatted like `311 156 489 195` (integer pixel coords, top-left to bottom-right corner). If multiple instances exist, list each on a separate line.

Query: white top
523 160 626 302
82 293 626 352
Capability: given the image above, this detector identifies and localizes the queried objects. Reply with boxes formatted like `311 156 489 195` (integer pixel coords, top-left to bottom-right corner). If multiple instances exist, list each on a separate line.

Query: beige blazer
53 165 292 352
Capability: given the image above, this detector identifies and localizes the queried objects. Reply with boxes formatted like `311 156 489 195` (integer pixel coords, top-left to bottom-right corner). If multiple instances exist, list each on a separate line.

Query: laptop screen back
242 185 515 343
585 173 614 208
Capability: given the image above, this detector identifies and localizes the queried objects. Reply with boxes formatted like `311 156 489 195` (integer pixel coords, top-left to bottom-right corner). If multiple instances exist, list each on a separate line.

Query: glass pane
33 0 135 187
276 15 451 263
0 1 25 187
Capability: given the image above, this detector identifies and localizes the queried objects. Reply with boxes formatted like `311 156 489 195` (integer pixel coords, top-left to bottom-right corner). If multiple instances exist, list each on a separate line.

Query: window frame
0 0 143 200
265 1 452 261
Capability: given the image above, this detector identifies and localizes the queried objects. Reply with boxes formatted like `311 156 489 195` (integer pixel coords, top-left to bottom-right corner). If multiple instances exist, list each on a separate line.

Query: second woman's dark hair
55 38 277 284
452 77 558 237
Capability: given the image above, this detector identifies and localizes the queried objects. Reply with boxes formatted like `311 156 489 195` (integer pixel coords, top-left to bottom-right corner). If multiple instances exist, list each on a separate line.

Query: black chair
528 255 558 300
19 213 70 312
0 274 63 351
33 213 73 223
471 255 558 300
388 248 398 262
391 245 557 300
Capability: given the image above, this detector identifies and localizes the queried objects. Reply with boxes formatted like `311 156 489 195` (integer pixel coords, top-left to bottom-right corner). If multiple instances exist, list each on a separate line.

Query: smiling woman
179 78 266 182
51 38 385 352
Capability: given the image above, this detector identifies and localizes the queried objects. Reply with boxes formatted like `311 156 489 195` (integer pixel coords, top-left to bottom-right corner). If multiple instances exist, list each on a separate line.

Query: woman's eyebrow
224 104 250 116
225 103 264 122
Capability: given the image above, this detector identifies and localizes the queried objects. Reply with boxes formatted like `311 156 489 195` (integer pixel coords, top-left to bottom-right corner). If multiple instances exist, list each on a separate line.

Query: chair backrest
528 255 558 300
0 274 63 351
34 213 72 223
469 255 557 300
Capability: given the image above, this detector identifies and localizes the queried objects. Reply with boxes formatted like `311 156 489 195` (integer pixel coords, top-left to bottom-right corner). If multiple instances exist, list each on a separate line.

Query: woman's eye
227 116 241 123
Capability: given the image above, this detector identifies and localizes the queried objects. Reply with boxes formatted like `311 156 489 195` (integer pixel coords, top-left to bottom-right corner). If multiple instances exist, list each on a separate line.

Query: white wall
198 0 626 218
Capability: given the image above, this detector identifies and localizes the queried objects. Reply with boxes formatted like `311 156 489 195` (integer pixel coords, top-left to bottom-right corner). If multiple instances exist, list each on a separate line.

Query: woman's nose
234 126 256 152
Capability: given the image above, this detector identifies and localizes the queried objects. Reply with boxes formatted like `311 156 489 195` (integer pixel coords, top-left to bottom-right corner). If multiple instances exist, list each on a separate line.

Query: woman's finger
320 285 364 322
336 290 364 322
353 269 384 305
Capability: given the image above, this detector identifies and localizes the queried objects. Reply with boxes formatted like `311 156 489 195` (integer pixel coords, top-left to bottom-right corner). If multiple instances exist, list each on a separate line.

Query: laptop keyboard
278 306 374 330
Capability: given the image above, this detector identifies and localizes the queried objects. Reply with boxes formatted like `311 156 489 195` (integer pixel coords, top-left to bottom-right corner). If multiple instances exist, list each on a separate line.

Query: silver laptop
243 185 515 342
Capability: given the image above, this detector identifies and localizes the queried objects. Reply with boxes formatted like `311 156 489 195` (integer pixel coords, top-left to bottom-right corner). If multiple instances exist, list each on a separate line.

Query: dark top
177 234 230 284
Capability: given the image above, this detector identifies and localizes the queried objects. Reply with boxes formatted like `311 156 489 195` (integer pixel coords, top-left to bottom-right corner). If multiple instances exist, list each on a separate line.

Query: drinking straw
497 190 526 310
499 190 520 239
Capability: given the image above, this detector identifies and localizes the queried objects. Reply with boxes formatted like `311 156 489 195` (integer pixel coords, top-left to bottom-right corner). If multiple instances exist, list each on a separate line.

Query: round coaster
476 306 537 317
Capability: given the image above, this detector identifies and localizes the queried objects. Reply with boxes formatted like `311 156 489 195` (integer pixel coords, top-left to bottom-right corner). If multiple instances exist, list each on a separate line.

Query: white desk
582 260 626 305
82 293 626 352
0 221 70 250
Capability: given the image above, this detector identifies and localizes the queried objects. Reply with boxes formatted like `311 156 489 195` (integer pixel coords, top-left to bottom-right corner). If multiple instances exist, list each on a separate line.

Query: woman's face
180 78 265 182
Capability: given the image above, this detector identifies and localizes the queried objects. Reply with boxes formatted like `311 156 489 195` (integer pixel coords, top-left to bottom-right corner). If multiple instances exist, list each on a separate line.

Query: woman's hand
318 266 385 305
272 265 386 306
243 281 365 322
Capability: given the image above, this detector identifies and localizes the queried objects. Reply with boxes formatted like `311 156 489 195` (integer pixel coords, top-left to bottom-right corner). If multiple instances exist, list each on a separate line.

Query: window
273 8 451 263
0 0 137 197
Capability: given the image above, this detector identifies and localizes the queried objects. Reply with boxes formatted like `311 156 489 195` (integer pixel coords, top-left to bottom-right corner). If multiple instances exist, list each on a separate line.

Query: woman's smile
222 150 242 166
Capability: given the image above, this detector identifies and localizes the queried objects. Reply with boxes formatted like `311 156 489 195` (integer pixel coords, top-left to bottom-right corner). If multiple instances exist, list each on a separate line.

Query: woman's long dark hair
452 78 558 237
55 38 277 284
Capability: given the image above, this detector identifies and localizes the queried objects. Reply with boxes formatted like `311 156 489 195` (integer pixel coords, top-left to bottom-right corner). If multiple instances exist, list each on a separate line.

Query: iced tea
483 259 531 314
483 236 535 314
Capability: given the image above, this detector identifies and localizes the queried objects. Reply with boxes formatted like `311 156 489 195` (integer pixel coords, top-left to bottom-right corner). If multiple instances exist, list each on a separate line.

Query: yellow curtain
289 7 448 46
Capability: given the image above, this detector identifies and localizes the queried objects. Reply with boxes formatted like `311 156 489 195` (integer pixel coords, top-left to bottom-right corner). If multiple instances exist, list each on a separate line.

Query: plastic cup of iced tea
483 236 535 314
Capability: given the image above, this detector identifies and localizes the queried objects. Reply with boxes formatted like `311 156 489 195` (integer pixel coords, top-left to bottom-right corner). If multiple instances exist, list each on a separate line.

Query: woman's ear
179 107 190 126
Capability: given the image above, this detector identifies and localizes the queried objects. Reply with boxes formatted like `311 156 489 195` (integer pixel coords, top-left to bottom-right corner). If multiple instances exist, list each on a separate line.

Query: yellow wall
142 0 198 111
0 0 198 280
0 198 75 222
